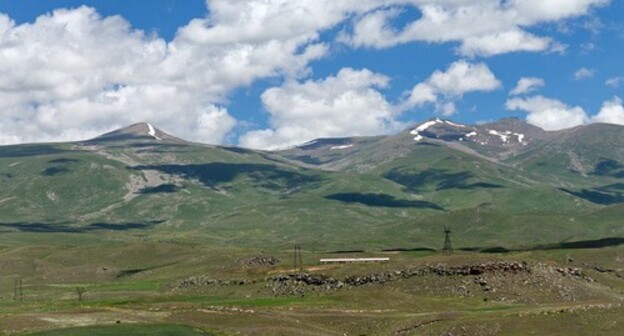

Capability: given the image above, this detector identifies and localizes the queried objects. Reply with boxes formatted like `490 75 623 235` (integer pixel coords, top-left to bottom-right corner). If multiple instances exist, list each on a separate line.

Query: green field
1 123 623 335
30 324 213 336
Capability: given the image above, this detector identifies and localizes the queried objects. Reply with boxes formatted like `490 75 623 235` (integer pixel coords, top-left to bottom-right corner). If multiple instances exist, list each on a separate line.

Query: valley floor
1 238 623 335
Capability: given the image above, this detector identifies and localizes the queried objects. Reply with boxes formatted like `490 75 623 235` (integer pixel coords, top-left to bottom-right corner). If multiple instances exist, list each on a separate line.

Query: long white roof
319 258 389 262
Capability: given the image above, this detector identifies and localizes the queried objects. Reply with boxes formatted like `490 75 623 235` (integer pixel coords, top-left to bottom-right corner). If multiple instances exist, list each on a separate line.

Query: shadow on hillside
382 247 437 252
288 155 326 165
138 184 182 194
591 159 624 178
461 237 624 253
543 237 624 250
129 163 324 192
326 193 444 210
560 183 624 205
48 158 80 163
384 167 504 192
0 220 164 233
0 145 72 158
287 153 349 165
89 221 164 230
416 142 442 147
259 153 293 165
324 250 366 254
218 146 256 155
41 167 71 176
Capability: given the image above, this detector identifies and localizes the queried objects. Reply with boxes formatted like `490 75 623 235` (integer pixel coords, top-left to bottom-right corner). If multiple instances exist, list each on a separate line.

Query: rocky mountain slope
0 119 623 250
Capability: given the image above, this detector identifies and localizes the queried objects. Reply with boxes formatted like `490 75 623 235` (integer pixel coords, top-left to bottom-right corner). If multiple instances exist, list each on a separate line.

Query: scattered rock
266 261 531 296
177 275 254 289
238 256 281 268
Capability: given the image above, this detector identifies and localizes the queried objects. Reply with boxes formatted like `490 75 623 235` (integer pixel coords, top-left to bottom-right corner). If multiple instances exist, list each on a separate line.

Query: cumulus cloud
0 2 385 145
591 97 624 125
239 68 400 150
574 67 595 80
606 76 623 88
0 1 612 145
405 60 501 114
342 0 607 56
507 94 624 130
510 77 545 95
506 96 589 130
459 29 553 57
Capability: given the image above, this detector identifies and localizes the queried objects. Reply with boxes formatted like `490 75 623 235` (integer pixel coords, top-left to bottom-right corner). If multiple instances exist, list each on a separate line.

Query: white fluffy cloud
240 68 400 150
507 95 624 130
0 1 612 145
510 77 545 95
574 67 595 80
405 61 501 114
459 29 554 57
591 97 624 125
342 0 607 56
0 2 384 145
605 77 623 88
506 96 589 130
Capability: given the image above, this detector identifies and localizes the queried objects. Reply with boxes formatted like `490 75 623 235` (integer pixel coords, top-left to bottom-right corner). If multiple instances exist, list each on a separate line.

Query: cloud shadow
384 167 504 192
325 193 444 210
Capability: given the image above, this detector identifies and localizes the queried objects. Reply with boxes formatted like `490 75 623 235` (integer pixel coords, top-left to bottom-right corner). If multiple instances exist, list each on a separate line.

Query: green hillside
1 121 623 335
1 121 623 251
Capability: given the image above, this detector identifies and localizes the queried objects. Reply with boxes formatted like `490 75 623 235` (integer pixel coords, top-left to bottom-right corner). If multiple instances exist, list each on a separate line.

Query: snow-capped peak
410 118 444 141
147 123 162 140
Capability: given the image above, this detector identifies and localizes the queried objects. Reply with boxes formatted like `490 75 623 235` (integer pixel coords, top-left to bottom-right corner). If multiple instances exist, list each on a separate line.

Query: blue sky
0 0 622 148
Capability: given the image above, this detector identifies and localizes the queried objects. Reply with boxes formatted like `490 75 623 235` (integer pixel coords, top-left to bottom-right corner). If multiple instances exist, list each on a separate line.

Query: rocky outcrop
177 275 254 288
176 261 593 299
266 261 534 295
238 256 281 268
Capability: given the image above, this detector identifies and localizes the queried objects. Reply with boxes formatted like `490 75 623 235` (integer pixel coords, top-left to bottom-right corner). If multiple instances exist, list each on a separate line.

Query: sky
0 0 622 149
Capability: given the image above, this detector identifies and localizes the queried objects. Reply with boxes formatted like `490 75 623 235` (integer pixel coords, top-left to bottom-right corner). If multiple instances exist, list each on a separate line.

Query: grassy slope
2 133 623 251
1 126 623 335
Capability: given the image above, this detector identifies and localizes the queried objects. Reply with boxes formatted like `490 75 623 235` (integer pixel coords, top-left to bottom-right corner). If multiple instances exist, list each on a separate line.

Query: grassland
0 233 623 335
1 127 623 334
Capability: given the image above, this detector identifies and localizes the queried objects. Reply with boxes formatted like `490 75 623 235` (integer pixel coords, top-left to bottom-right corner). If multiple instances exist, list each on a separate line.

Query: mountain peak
482 117 539 130
408 118 468 141
88 122 183 143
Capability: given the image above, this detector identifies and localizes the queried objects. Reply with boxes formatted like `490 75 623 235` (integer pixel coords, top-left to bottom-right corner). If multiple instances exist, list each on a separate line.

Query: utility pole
442 225 453 255
13 278 23 302
293 244 303 272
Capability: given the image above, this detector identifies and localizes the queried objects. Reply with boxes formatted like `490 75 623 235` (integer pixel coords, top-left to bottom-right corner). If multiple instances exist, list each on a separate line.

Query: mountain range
1 119 623 250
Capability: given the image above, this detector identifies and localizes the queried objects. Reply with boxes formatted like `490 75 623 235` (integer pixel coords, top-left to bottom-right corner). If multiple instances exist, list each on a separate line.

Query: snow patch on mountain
147 123 161 140
410 118 443 141
444 120 465 128
488 130 510 143
487 130 526 144
330 144 354 150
